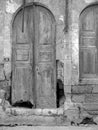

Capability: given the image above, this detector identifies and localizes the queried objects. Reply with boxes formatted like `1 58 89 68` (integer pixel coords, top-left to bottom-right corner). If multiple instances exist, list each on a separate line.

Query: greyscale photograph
0 0 98 130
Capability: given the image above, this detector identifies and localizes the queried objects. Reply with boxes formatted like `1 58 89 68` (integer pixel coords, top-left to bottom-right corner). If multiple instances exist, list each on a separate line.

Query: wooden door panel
81 7 95 31
15 44 30 62
80 47 97 77
79 6 98 78
14 10 29 44
81 37 95 46
12 6 34 105
16 49 29 61
12 66 33 103
39 9 53 44
34 6 56 108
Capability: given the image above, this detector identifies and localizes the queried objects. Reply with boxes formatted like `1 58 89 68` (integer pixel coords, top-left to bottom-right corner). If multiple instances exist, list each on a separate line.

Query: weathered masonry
1 0 98 126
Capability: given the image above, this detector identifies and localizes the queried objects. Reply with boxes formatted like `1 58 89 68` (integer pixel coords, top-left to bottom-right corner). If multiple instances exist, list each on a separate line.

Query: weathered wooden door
12 4 56 108
80 5 98 79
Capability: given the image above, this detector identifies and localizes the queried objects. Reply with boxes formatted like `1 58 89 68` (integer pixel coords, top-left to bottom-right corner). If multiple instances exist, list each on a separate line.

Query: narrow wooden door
12 4 56 108
80 6 98 79
34 6 56 108
12 7 34 105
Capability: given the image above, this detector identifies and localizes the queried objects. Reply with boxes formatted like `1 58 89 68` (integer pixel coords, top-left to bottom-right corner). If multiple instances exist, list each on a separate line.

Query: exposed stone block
64 108 79 121
92 86 98 93
83 103 98 111
0 89 5 99
72 85 93 94
72 94 85 103
80 94 98 111
85 94 98 103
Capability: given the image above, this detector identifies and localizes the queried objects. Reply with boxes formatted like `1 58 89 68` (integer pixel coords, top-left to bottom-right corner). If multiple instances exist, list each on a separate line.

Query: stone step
0 126 98 130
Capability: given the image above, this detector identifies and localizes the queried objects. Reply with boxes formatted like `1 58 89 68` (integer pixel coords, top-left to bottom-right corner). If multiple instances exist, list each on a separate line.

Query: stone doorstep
1 126 98 130
2 126 98 130
0 107 70 126
5 107 64 116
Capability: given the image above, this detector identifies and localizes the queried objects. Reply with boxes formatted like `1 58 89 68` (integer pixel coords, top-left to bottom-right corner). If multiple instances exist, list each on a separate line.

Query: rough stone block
72 94 85 103
0 89 5 99
82 94 98 111
64 108 79 121
92 85 98 93
83 103 98 111
72 85 93 94
85 94 98 103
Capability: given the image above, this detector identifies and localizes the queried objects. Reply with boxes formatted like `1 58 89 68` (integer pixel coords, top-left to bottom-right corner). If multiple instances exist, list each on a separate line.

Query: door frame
11 2 56 106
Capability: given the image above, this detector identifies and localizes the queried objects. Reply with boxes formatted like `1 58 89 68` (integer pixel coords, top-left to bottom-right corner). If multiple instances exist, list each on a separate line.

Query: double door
12 4 56 108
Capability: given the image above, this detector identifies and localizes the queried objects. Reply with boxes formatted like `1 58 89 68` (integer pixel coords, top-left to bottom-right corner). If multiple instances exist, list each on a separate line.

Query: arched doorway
79 4 98 81
12 3 56 108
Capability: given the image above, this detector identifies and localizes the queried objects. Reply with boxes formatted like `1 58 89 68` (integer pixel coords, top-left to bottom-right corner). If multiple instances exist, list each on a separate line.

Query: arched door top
80 3 98 16
12 2 56 27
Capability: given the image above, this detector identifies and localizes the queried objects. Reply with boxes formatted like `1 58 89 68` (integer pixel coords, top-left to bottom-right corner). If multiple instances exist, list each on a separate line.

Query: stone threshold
5 107 64 116
0 106 98 126
0 107 70 126
1 126 98 130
